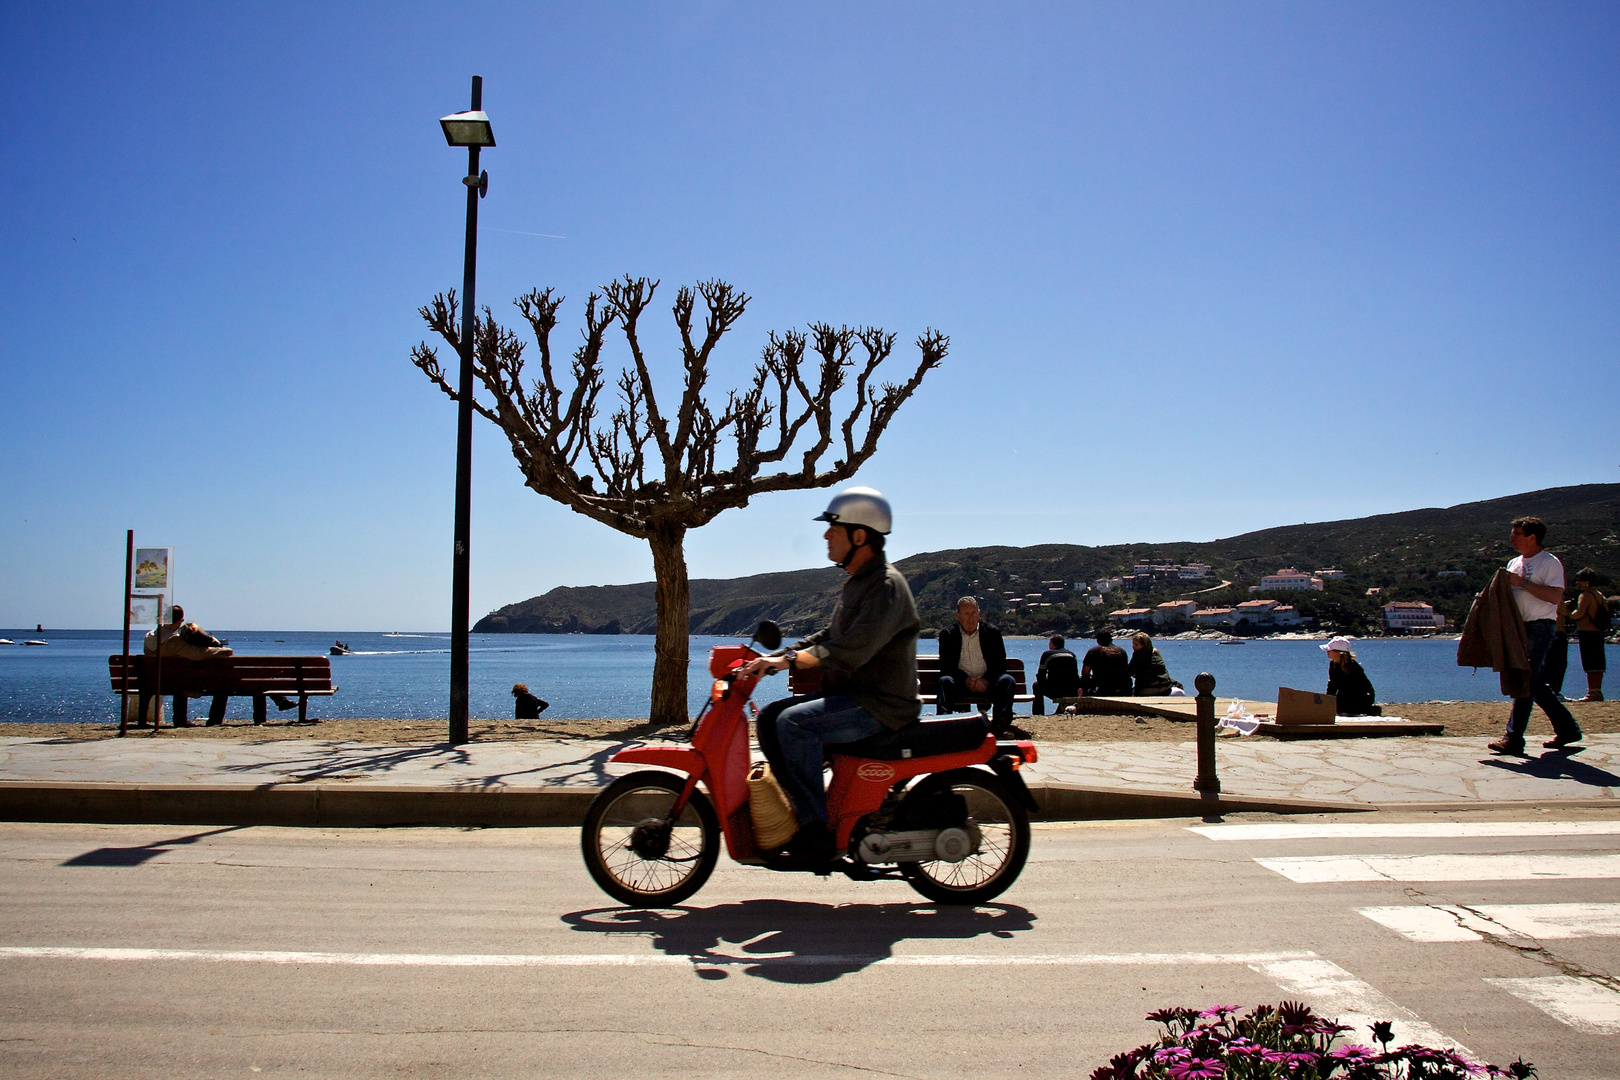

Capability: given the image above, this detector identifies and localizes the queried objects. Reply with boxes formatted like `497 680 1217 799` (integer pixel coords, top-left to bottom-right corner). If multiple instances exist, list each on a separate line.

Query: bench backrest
108 655 334 695
788 655 1026 698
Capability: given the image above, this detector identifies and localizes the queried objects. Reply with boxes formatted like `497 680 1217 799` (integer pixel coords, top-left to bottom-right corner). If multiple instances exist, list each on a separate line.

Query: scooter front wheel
898 769 1029 905
581 771 719 907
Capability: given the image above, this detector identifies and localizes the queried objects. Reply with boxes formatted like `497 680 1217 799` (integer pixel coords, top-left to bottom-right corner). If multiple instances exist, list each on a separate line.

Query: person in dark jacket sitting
1032 634 1080 714
1128 633 1177 696
936 597 1017 734
1080 629 1133 696
511 683 549 719
1322 636 1379 716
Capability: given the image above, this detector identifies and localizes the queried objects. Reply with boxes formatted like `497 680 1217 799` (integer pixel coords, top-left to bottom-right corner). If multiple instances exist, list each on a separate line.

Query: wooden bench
789 655 1034 712
108 655 336 726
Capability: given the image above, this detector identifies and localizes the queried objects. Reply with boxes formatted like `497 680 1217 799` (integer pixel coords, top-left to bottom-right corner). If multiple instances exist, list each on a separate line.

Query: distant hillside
475 484 1620 637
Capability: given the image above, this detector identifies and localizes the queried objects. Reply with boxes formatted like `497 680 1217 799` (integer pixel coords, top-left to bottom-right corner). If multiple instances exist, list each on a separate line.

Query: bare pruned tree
411 276 946 726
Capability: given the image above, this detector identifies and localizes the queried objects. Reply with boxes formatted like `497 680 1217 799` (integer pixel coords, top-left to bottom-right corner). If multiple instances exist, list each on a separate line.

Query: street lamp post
440 77 495 745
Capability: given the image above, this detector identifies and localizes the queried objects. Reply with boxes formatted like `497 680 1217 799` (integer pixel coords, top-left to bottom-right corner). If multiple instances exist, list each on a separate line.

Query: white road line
1251 958 1468 1054
0 946 1318 968
1361 903 1620 943
1193 822 1620 841
1257 853 1620 883
1486 977 1620 1034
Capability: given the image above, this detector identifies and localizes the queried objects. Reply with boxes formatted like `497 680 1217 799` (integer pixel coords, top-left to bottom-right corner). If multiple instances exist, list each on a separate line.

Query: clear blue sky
3 2 1616 631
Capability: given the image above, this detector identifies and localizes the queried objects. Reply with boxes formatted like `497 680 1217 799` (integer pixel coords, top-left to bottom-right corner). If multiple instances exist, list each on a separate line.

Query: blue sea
2 629 1611 725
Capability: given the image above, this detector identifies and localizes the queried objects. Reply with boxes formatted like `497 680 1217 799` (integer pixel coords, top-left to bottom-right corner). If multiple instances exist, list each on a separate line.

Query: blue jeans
937 673 1017 730
1506 620 1581 742
756 695 886 826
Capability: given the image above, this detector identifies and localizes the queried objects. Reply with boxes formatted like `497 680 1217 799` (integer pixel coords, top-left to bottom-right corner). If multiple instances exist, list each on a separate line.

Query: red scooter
581 623 1039 907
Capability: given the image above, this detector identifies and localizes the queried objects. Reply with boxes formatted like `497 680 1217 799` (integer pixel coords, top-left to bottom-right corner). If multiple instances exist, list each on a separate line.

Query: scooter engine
857 823 980 864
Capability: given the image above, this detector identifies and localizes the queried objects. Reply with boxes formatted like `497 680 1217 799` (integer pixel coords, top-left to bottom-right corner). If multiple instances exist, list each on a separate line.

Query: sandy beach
7 700 1617 744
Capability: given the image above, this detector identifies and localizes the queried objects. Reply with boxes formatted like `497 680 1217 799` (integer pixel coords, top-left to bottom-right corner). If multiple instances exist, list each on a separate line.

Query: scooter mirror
753 621 782 651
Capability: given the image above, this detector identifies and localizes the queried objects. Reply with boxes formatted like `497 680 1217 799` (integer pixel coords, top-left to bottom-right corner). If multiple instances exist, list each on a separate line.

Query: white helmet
815 486 892 535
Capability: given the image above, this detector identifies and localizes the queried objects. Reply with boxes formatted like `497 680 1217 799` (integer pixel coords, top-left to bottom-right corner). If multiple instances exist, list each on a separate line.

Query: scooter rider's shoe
784 820 838 869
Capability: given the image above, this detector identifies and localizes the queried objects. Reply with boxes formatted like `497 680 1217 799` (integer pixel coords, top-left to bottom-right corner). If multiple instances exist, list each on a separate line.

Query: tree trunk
647 525 691 728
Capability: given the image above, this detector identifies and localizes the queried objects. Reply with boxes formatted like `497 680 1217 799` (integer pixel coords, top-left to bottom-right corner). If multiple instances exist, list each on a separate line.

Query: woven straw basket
747 762 799 850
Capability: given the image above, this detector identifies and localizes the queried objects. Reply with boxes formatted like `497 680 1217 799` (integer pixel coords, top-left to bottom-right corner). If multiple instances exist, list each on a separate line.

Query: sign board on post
1276 687 1337 726
134 548 173 597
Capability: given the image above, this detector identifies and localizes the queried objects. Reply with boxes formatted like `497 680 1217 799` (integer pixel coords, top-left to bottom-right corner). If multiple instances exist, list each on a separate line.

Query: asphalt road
3 810 1619 1078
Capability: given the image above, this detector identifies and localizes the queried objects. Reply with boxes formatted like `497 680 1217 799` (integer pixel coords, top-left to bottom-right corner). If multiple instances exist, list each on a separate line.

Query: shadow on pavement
63 825 246 867
1481 747 1620 788
562 898 1035 983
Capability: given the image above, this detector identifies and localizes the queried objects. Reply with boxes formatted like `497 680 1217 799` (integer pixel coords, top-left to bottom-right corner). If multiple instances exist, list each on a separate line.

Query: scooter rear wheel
581 771 719 907
898 769 1029 905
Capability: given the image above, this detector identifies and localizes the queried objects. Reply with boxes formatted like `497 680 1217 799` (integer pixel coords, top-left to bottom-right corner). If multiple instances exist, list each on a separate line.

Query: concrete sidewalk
1 733 1618 827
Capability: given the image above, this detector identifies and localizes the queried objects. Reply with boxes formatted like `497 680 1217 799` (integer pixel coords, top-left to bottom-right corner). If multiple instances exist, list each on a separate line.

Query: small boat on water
0 639 14 645
330 641 352 655
1217 637 1246 645
23 640 48 646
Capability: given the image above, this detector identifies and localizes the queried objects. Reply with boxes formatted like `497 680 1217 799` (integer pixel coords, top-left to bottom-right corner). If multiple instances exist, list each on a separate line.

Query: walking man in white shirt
1490 516 1583 755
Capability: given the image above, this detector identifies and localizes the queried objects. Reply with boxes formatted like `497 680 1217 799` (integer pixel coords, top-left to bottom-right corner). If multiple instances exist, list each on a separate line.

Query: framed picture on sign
134 548 172 591
128 594 164 627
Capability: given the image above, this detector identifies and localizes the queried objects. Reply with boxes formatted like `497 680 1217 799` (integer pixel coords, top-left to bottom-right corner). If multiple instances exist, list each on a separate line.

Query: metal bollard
1194 672 1220 818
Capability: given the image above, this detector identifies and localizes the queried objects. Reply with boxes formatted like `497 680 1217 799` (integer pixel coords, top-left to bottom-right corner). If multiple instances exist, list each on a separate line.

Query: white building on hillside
1110 607 1153 627
1260 568 1324 591
1316 568 1345 580
1193 607 1236 627
1383 601 1446 630
1153 600 1198 625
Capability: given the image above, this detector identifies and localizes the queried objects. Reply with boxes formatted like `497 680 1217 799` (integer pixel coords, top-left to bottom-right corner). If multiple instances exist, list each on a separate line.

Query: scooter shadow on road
560 898 1036 983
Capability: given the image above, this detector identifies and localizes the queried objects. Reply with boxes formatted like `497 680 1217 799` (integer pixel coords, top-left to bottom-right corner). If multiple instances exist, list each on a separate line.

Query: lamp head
440 110 495 148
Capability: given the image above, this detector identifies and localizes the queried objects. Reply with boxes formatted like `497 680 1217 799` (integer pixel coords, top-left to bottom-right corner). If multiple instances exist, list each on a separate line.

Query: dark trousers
1506 620 1581 742
1031 678 1077 715
136 692 227 726
936 673 1016 729
1544 631 1569 697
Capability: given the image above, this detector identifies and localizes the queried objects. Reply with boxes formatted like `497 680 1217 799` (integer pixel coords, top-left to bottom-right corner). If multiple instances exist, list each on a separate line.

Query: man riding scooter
739 487 921 866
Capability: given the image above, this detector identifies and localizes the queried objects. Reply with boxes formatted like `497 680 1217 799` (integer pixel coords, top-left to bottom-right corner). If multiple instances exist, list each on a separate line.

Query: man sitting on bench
1032 634 1081 714
1080 628 1133 696
143 605 232 727
937 596 1017 735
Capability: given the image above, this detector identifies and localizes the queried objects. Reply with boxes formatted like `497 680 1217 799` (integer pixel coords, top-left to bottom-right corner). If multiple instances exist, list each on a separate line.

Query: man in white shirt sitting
1489 516 1583 755
936 597 1017 735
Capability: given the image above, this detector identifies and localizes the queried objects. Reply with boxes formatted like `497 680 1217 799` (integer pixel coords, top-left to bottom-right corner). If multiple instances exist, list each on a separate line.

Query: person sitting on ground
511 682 549 719
1080 629 1133 696
1128 632 1177 696
740 487 921 867
1032 634 1081 714
142 605 234 727
1569 568 1608 702
936 597 1018 735
1322 636 1379 716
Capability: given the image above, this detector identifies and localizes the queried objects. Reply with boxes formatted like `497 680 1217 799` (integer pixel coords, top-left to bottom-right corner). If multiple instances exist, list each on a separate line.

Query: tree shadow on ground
214 743 476 785
63 825 246 867
1480 747 1620 788
561 898 1036 983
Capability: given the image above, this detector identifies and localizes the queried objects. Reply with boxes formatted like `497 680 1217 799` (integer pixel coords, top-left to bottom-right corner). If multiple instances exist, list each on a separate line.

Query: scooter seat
831 715 989 761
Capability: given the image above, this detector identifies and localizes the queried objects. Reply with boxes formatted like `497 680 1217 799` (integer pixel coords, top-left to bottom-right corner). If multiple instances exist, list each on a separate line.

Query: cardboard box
1276 687 1337 726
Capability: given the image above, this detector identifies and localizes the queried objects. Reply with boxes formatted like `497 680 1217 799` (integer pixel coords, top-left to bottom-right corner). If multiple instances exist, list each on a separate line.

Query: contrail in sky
490 228 567 239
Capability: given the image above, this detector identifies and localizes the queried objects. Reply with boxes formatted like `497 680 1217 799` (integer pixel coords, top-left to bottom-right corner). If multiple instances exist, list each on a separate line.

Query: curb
1031 783 1369 820
0 781 600 828
0 780 1367 828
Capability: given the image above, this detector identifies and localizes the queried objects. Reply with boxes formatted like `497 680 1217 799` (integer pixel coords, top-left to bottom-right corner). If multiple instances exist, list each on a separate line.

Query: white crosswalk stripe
1360 903 1620 943
1486 977 1620 1034
1257 853 1620 883
1191 822 1620 841
1193 818 1620 1034
1250 957 1468 1053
